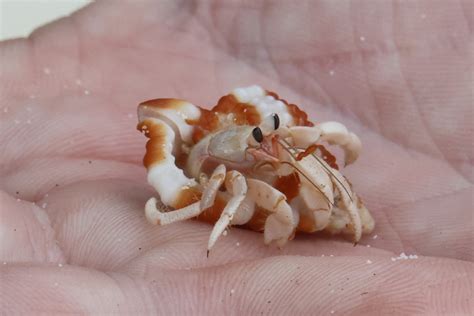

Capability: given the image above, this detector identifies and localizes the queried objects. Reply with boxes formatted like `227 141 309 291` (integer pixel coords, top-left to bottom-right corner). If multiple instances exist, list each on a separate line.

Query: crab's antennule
310 153 353 202
280 161 334 208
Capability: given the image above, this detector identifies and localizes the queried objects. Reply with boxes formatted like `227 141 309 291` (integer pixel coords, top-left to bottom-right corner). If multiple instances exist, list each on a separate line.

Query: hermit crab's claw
317 121 362 166
207 171 247 251
246 179 297 247
284 122 361 166
200 164 226 211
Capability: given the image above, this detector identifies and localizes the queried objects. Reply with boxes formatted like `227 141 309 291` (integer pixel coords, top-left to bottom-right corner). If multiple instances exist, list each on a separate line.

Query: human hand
1 1 472 314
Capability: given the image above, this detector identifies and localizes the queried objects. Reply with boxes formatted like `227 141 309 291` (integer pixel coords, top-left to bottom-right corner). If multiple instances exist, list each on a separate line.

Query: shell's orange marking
187 94 261 143
297 212 317 233
174 187 202 208
274 173 301 202
139 98 189 110
173 187 227 223
213 94 261 126
244 206 270 232
137 119 167 169
196 197 227 224
266 90 314 127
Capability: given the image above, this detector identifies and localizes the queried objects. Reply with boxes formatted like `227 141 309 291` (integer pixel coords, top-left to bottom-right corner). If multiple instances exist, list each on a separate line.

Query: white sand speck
58 263 63 268
14 119 20 124
43 67 51 75
236 242 240 246
54 282 58 287
75 79 82 85
3 107 9 113
360 36 366 41
329 70 335 76
41 203 47 209
420 13 427 19
26 119 32 124
84 90 90 95
391 252 418 261
372 234 378 239
366 245 371 248
366 259 372 264
230 289 235 294
223 230 228 236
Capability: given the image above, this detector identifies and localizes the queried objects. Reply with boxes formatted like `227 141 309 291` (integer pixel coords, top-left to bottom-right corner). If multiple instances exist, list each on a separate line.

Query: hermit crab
137 85 374 254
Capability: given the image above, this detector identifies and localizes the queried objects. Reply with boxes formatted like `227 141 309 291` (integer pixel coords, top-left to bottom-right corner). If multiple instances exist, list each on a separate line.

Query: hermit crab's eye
272 113 280 130
252 127 264 143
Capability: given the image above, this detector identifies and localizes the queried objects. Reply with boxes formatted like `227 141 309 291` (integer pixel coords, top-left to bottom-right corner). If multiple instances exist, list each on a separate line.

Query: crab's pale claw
285 122 361 166
246 179 297 247
200 164 226 211
145 197 201 225
207 171 247 251
286 126 322 148
318 121 361 166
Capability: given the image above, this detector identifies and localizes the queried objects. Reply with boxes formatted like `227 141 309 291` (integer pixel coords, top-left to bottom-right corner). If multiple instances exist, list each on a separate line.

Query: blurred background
0 0 91 40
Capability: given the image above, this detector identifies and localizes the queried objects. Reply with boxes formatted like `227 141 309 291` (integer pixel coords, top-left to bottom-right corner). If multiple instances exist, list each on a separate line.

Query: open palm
1 1 472 314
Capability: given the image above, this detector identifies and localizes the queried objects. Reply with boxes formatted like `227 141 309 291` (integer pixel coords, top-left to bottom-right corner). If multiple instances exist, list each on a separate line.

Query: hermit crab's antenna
274 139 334 208
277 138 353 202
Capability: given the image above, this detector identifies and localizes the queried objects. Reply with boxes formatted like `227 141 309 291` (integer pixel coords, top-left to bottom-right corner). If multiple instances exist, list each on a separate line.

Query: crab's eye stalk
272 113 280 130
252 127 264 143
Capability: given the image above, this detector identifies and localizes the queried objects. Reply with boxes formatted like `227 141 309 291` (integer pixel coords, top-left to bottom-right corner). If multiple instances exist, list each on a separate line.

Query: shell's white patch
231 85 295 126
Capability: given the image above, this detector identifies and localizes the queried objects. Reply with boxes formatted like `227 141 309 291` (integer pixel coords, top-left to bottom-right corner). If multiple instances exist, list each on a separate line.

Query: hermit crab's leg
200 164 226 210
145 198 201 225
246 179 298 247
326 194 375 237
282 122 361 166
144 164 228 227
207 171 247 252
309 156 364 242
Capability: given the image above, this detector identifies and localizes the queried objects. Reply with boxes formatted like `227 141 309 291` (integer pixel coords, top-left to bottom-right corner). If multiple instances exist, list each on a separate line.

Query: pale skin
0 0 472 314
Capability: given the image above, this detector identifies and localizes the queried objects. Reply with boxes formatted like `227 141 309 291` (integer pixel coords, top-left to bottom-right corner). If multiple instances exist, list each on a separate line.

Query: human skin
0 0 472 314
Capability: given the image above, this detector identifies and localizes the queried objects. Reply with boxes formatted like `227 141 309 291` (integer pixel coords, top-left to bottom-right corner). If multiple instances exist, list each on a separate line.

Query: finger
2 256 472 314
0 191 64 263
39 179 393 271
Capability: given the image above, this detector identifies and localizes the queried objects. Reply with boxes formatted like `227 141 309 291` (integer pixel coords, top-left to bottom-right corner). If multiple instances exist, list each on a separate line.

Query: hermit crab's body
137 85 374 252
